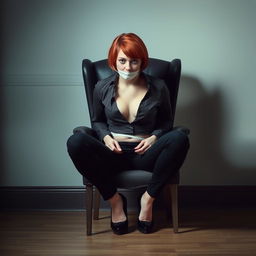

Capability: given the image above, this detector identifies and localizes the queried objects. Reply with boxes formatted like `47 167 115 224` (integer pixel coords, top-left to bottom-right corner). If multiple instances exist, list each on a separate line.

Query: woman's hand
134 135 157 155
103 135 123 154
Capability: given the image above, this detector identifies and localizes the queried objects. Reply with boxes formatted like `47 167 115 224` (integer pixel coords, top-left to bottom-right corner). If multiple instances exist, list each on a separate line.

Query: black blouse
91 73 173 141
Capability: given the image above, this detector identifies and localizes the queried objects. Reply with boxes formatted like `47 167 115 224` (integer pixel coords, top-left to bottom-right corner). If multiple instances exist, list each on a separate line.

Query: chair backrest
82 58 181 127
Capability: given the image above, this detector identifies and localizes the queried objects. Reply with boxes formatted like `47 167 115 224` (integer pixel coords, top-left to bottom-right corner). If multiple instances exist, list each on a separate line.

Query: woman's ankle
139 191 155 221
141 191 155 205
109 192 121 207
109 193 126 223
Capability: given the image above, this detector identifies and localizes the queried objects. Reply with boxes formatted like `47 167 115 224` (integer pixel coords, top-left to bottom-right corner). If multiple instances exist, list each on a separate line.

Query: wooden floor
1 207 256 256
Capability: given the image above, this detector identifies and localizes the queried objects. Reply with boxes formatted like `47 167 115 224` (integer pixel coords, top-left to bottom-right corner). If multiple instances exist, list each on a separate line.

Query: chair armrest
173 126 190 135
73 126 97 137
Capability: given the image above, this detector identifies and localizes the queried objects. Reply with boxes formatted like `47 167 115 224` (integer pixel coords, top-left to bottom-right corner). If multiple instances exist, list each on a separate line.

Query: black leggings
67 130 189 200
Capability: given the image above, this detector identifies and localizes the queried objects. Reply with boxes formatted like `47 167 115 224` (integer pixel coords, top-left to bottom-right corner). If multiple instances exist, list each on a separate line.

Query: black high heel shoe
111 193 128 235
137 195 154 234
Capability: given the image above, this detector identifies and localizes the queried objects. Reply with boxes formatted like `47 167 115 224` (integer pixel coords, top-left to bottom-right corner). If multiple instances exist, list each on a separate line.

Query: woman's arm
151 84 173 138
91 82 123 153
91 82 111 141
134 82 173 155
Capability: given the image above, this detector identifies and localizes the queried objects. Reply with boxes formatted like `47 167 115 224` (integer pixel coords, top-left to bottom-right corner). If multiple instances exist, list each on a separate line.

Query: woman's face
116 49 142 72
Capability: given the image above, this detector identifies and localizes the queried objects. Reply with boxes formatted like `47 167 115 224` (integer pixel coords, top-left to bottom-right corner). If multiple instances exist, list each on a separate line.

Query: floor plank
1 207 256 256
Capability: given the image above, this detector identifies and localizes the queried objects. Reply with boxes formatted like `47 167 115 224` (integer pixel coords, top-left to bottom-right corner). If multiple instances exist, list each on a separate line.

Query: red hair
108 33 149 71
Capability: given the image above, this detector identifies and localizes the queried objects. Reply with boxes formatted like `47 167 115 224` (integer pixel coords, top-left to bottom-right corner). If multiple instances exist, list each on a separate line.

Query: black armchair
73 58 189 235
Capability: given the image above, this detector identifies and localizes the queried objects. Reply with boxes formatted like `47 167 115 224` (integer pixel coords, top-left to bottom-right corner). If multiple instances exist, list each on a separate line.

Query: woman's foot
137 191 155 233
109 193 128 235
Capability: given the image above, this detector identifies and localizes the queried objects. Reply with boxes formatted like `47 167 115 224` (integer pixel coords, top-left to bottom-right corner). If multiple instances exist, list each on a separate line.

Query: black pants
67 130 189 200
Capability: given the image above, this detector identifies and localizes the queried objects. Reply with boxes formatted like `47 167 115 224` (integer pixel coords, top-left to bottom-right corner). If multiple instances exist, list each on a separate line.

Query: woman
67 33 189 234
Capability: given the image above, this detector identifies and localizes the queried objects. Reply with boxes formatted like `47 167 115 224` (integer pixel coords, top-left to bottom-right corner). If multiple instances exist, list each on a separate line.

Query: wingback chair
72 58 189 235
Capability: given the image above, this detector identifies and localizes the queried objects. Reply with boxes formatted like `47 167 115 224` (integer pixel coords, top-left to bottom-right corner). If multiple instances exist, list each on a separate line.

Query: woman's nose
124 62 131 71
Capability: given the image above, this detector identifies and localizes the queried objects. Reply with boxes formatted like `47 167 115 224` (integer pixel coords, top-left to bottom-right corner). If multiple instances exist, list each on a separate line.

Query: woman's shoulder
143 73 167 90
94 73 117 93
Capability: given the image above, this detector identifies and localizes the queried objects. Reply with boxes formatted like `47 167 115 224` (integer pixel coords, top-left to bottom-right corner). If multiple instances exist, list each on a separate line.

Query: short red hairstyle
108 33 149 71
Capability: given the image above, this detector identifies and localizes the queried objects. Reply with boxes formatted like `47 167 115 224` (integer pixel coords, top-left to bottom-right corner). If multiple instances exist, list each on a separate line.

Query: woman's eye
119 59 126 64
131 60 138 64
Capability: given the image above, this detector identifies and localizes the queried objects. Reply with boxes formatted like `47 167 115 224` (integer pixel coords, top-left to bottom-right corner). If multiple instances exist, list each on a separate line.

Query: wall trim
2 74 82 86
1 186 256 211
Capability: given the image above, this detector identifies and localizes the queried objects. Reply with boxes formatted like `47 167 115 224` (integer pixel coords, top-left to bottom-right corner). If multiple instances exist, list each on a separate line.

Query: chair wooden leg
170 184 179 233
85 184 93 236
93 188 101 220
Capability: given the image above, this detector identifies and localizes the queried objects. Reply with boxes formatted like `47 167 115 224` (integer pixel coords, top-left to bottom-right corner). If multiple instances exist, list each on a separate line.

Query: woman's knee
164 130 190 149
66 133 90 154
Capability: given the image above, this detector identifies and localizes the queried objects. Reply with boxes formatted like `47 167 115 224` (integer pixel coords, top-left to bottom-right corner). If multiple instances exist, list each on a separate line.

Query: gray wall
1 0 256 186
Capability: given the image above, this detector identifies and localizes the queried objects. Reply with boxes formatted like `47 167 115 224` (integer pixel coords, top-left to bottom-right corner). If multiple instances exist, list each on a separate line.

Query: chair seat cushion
83 170 179 187
113 170 152 189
